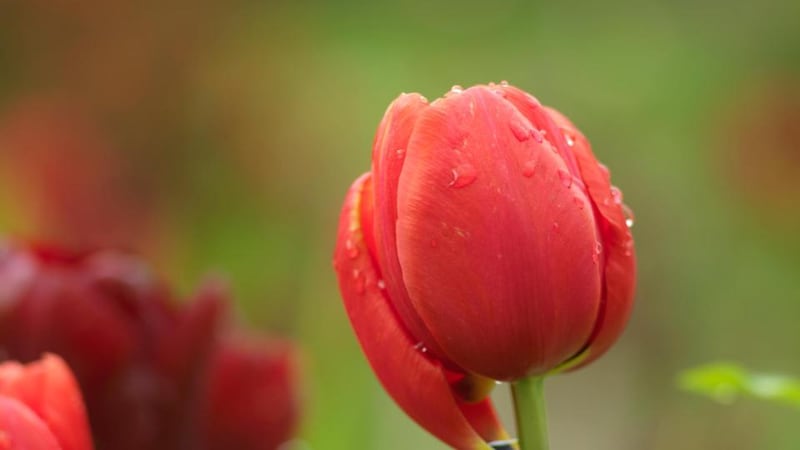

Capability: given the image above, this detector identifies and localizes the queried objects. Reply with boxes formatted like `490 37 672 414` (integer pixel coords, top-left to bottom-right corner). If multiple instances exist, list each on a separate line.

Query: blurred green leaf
679 363 800 409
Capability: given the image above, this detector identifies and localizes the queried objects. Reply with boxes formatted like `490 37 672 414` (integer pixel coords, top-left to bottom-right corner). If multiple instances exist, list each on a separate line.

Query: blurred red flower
0 353 94 450
0 241 300 450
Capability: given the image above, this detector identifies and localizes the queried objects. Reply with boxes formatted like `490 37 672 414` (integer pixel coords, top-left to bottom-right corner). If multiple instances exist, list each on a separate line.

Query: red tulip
334 83 636 447
0 354 94 450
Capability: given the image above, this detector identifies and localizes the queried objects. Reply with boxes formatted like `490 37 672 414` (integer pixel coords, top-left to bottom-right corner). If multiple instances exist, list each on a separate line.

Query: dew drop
377 279 386 290
448 164 478 188
623 204 635 228
531 128 544 144
551 222 560 232
345 239 359 259
396 148 406 159
557 169 573 188
564 133 575 147
450 85 464 94
352 269 366 294
573 196 585 210
522 160 537 177
610 186 623 205
509 119 532 142
598 163 610 178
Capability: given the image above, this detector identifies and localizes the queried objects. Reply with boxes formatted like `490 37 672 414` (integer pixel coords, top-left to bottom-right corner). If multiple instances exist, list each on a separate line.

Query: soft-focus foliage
0 0 799 449
679 364 800 409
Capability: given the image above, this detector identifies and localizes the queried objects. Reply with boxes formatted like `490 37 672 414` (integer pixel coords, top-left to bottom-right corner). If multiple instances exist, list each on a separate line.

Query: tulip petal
396 86 603 380
334 173 508 449
371 93 454 362
545 108 636 370
0 396 62 450
0 355 93 450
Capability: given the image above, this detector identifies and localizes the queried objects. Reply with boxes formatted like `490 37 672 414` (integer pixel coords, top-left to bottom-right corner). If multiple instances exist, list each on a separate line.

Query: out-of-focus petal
201 335 299 450
396 86 602 380
334 173 507 449
0 355 94 450
0 396 62 450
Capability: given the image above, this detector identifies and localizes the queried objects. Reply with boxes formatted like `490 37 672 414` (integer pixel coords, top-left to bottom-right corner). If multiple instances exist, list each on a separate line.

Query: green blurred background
1 1 799 448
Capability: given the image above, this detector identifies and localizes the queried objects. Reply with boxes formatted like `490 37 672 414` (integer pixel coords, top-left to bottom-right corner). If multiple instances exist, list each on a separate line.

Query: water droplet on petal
522 160 537 177
509 119 532 142
377 279 386 290
352 269 366 294
558 169 573 188
598 163 610 178
573 196 585 210
552 222 560 232
450 85 464 94
564 133 575 147
448 164 478 188
623 204 635 228
396 148 406 159
530 128 544 144
345 239 359 259
610 186 623 205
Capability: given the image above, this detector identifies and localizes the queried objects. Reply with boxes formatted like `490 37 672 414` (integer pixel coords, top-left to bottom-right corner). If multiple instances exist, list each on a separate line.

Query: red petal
0 396 62 450
201 335 300 450
0 355 94 450
545 107 636 370
396 86 602 380
371 93 453 361
334 173 507 449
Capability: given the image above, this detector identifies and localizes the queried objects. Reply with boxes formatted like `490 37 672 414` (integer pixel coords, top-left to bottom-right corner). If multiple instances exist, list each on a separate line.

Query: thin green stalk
511 376 549 450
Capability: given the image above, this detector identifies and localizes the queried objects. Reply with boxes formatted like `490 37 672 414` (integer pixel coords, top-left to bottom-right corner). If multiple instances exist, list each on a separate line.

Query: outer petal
334 173 507 449
396 86 602 380
201 335 300 450
0 355 93 450
0 396 62 450
371 93 453 361
545 108 636 370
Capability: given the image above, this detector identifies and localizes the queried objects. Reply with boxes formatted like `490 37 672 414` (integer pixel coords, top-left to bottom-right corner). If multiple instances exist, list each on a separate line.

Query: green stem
511 376 550 450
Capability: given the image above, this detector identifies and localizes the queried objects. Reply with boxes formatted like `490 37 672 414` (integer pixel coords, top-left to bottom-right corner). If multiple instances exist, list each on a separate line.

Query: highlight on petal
395 86 602 380
545 107 636 371
334 173 509 449
0 354 94 450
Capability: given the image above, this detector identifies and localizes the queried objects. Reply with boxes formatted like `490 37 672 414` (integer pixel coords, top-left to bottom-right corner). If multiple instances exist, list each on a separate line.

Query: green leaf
678 363 800 409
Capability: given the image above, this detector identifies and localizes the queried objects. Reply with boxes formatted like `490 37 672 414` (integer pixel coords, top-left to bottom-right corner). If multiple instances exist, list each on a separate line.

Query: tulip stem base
511 376 549 450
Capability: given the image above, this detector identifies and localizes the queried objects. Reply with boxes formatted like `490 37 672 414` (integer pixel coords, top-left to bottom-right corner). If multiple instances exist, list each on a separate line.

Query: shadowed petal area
0 355 93 450
546 108 636 370
334 173 507 449
396 86 602 380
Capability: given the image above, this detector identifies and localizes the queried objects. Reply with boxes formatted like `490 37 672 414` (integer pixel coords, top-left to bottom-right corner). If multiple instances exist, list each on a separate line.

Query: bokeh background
1 1 799 449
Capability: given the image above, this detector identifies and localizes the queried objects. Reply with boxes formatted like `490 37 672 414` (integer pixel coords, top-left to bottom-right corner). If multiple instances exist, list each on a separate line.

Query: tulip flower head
334 82 636 448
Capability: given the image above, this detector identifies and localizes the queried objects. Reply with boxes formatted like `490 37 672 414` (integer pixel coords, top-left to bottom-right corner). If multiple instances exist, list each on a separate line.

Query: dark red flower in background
0 241 300 450
0 353 93 450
